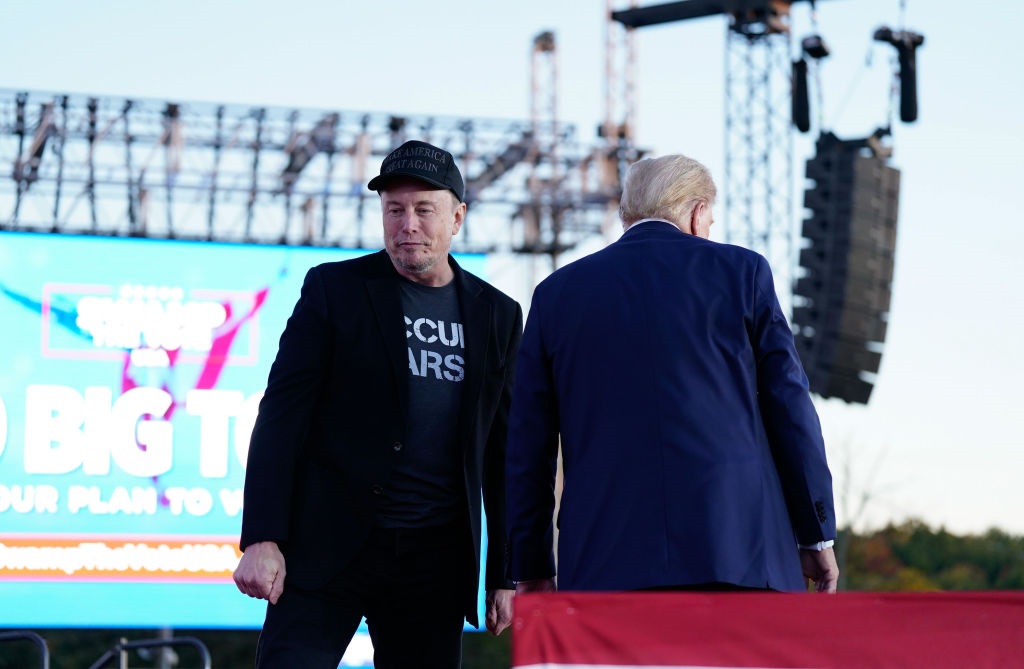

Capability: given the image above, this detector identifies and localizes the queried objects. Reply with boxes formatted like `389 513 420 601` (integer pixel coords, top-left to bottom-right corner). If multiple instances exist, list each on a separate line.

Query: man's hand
485 589 515 636
515 578 557 595
801 546 839 593
233 541 286 604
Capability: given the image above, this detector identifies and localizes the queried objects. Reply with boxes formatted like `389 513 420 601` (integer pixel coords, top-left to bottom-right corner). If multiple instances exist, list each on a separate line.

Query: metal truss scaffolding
723 8 795 305
0 88 620 260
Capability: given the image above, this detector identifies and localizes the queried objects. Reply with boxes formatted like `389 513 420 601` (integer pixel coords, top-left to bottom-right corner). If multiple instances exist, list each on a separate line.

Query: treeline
2 519 1021 668
839 519 1024 591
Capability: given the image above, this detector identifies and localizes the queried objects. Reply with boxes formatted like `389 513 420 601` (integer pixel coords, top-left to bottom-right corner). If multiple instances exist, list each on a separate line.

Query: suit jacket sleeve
240 265 333 551
750 255 836 545
505 283 561 583
482 300 523 591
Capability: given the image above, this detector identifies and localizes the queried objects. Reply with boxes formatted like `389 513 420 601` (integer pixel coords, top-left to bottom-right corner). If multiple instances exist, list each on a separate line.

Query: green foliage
463 629 512 668
839 519 1024 592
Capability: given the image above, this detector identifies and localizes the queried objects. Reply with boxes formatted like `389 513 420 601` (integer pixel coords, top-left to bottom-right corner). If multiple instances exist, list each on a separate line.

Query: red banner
511 591 1024 668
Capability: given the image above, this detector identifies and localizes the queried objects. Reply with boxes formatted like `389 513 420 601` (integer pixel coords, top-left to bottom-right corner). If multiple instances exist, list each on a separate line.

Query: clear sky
2 0 1021 536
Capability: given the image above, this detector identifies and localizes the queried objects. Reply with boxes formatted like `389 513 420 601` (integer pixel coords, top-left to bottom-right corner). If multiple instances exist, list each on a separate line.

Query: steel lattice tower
723 11 795 309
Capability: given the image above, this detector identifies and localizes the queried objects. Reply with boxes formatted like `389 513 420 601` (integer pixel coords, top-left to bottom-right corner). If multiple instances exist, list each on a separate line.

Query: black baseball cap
367 140 465 202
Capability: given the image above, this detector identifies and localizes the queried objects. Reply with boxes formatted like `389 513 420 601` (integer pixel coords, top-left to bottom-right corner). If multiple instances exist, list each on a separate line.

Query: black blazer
240 250 523 626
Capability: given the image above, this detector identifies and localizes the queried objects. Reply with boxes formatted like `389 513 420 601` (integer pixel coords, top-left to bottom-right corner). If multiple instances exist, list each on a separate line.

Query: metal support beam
723 23 795 308
0 88 618 261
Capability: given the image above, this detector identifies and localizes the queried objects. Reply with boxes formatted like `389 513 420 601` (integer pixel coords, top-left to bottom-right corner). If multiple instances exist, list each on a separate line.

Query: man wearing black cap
233 140 522 668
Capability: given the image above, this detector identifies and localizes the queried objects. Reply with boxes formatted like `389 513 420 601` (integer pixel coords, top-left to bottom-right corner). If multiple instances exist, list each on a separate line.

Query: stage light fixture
873 26 925 123
279 113 339 192
801 34 830 59
792 58 810 133
792 34 828 133
387 116 407 133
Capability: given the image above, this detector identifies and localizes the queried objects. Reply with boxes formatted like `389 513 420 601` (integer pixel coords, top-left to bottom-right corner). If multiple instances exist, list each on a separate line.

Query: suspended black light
802 34 831 60
792 35 829 134
873 26 925 123
792 58 811 133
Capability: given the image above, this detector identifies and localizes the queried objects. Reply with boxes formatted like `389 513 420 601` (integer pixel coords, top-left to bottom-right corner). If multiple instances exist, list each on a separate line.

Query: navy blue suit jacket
506 221 835 591
240 251 522 625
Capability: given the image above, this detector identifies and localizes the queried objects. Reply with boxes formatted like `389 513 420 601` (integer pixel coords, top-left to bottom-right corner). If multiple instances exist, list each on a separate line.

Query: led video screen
0 231 489 631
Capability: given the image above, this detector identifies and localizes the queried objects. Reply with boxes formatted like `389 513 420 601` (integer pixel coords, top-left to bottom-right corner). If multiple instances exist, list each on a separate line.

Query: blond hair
618 154 717 226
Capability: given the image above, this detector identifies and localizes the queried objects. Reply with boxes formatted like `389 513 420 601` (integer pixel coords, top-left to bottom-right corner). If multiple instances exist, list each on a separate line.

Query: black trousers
255 523 469 669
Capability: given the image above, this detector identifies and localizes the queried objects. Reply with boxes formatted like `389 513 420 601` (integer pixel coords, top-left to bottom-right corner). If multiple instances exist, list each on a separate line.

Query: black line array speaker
792 132 900 404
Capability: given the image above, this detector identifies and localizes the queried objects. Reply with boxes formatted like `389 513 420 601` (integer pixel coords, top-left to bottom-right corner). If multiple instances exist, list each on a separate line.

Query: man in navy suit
233 140 522 668
506 153 839 595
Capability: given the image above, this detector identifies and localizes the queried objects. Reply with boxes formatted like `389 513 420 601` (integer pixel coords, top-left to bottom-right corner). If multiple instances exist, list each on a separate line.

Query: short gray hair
618 154 717 226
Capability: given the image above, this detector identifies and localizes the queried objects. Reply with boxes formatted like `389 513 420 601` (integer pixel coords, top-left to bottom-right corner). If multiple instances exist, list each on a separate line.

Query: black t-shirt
375 278 465 527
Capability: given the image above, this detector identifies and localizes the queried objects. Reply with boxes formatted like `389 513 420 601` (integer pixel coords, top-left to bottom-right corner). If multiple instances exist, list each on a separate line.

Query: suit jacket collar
620 219 687 241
